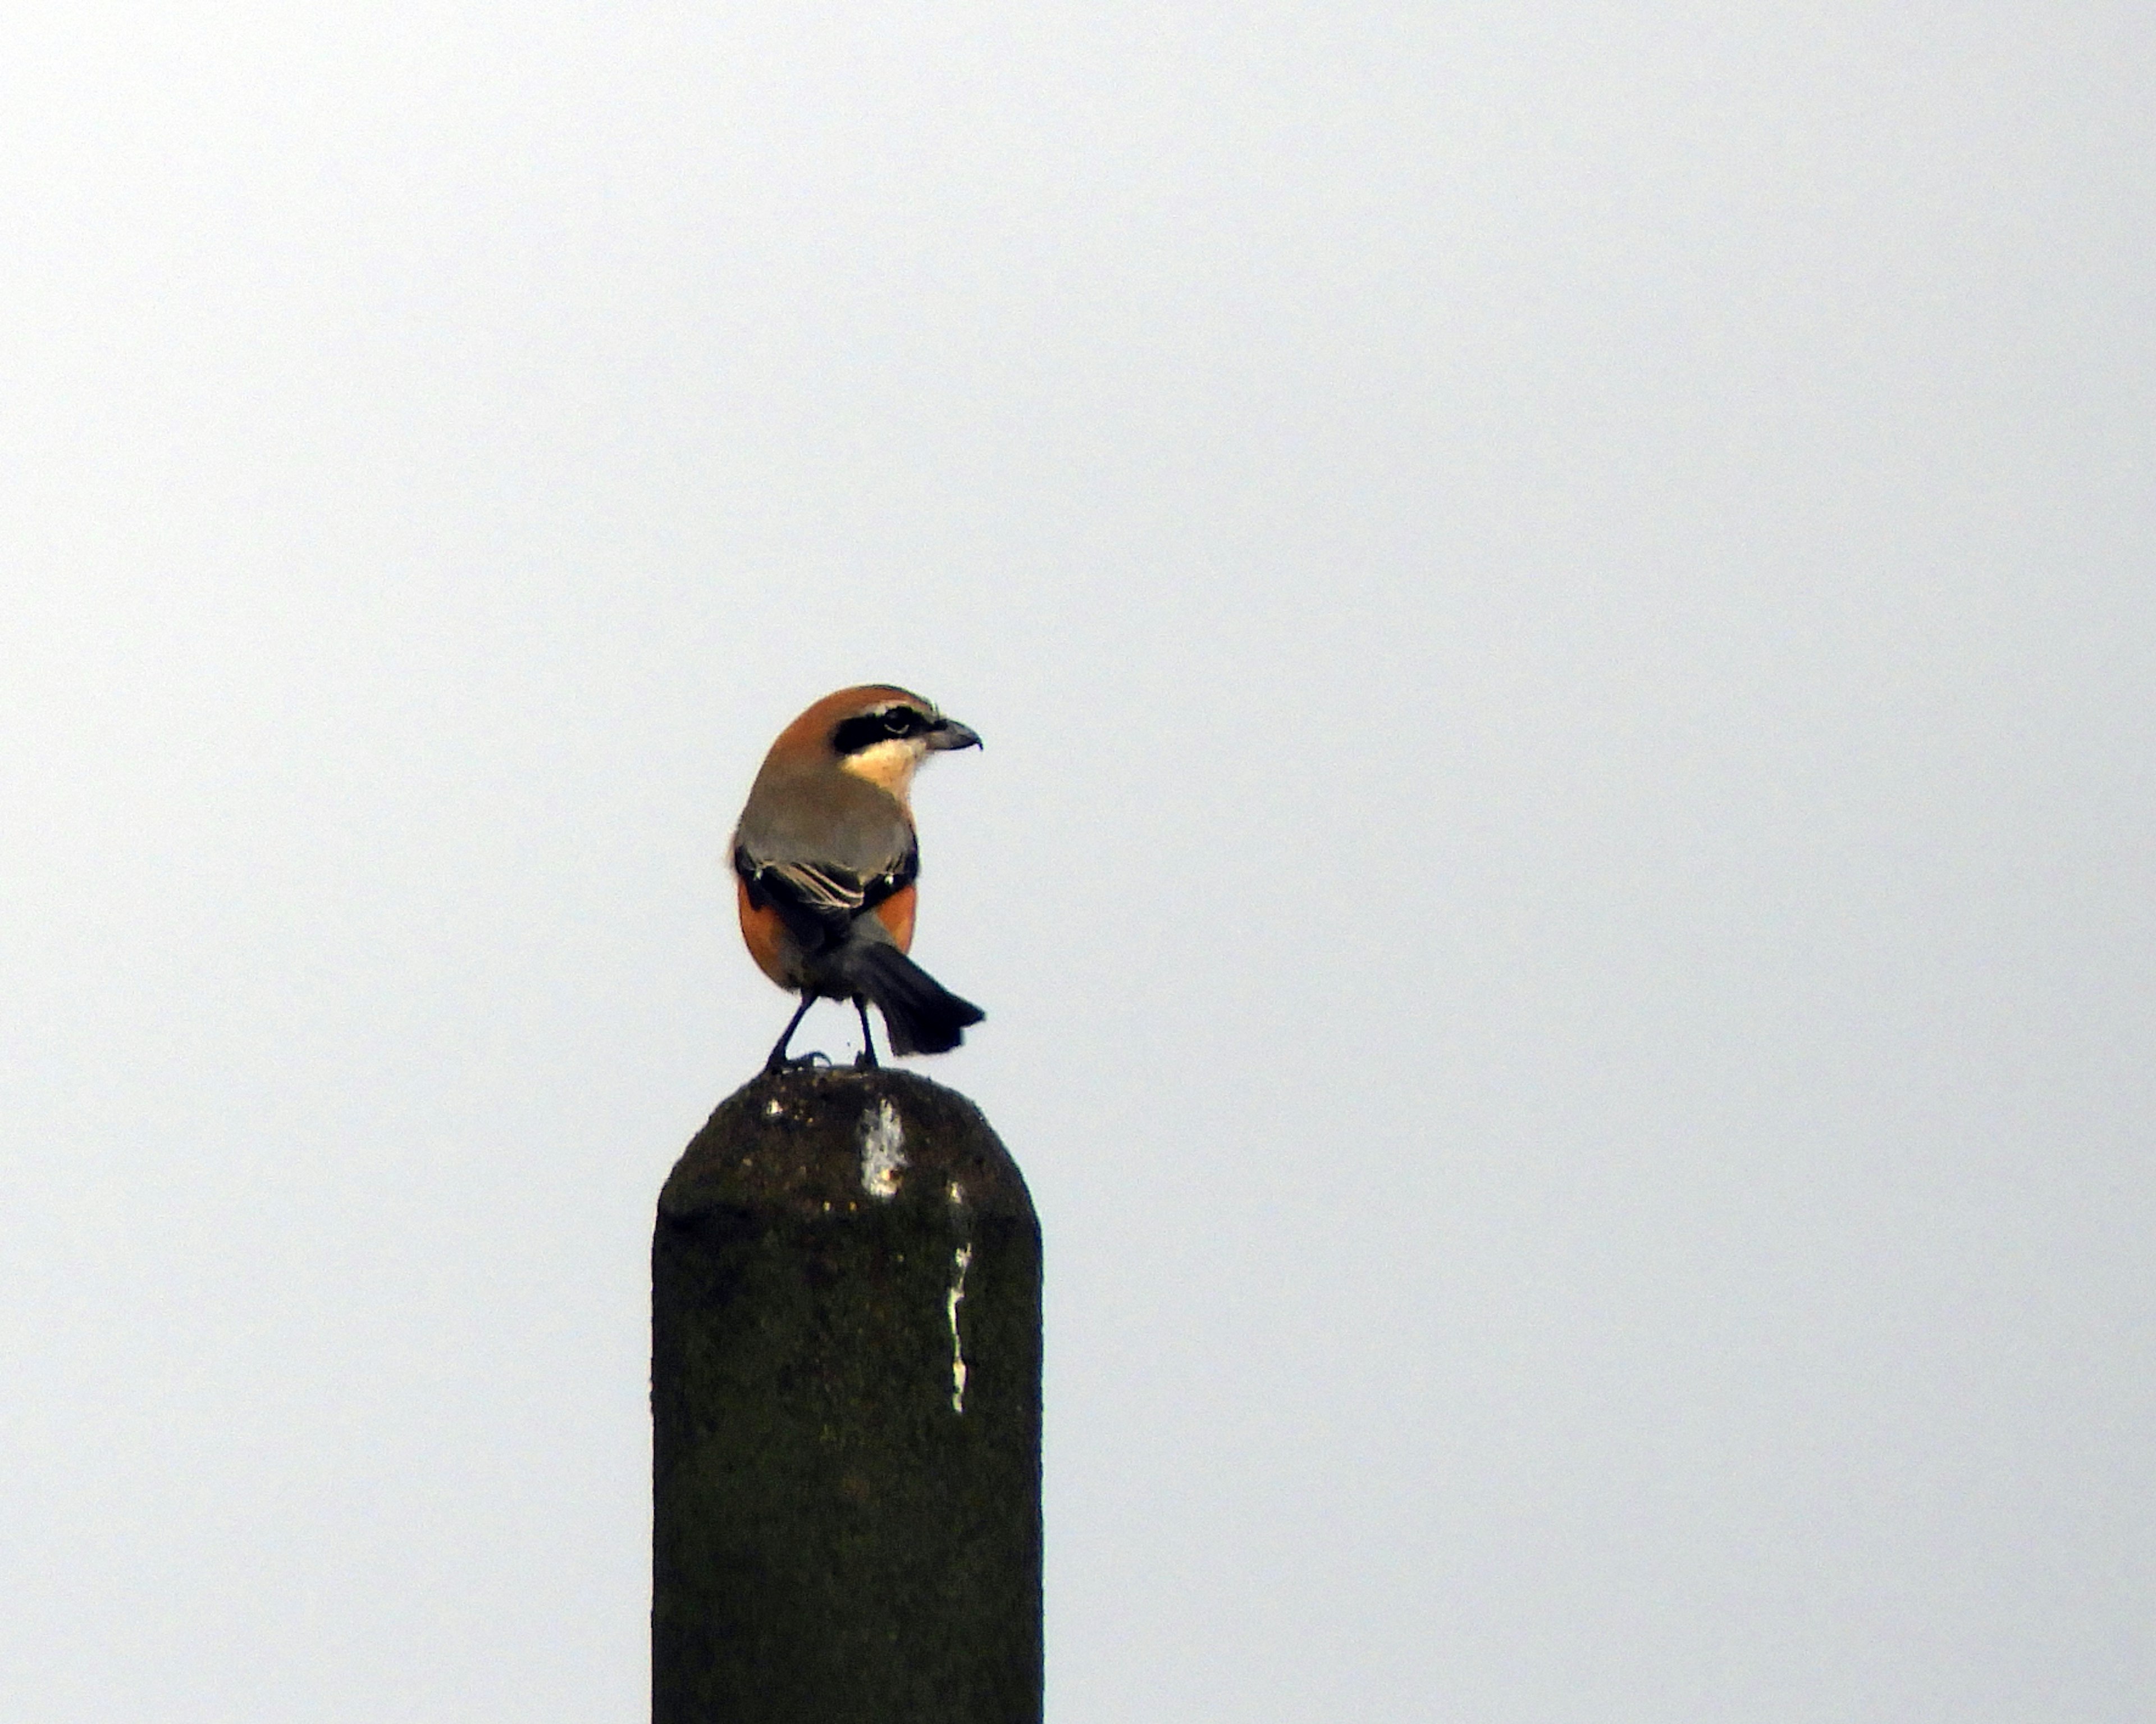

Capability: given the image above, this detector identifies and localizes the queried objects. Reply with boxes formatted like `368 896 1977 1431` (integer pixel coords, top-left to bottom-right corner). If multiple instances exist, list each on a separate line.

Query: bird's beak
928 716 982 752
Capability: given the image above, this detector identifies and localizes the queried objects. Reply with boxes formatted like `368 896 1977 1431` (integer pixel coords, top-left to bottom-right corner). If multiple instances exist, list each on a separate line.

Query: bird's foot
852 1048 881 1071
763 1050 833 1076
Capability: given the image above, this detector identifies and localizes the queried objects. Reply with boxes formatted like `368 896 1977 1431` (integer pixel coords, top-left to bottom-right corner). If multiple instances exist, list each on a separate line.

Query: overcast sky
2 3 2152 1720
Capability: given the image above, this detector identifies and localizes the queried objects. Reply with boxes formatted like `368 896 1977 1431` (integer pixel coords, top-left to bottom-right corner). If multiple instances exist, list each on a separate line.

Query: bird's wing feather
734 844 917 952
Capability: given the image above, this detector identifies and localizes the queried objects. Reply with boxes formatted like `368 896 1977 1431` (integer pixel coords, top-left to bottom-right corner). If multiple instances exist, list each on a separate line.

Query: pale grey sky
2 3 2151 1719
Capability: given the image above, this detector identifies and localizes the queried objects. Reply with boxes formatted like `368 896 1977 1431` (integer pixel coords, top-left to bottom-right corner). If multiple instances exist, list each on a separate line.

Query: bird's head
793 684 980 802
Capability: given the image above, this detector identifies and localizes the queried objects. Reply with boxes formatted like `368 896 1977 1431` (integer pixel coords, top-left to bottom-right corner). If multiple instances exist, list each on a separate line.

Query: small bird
732 684 986 1072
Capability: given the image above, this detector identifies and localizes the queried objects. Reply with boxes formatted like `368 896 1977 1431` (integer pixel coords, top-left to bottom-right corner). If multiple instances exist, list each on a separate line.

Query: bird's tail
841 942 985 1057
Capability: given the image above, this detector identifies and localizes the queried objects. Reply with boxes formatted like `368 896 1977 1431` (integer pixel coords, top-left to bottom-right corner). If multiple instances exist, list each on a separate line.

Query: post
652 1066 1042 1723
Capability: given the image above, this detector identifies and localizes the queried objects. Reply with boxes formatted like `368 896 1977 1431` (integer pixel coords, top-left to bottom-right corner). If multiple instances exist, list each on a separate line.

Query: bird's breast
737 879 794 987
872 882 918 955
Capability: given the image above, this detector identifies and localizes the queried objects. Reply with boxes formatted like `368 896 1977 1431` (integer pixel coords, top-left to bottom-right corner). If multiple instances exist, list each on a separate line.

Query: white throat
838 736 929 802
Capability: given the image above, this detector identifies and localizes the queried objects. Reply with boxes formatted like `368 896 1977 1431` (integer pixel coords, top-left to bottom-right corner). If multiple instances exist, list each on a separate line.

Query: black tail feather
842 943 985 1057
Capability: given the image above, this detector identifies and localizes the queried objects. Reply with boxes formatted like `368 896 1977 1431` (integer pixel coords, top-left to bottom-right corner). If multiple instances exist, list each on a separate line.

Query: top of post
660 1066 1034 1228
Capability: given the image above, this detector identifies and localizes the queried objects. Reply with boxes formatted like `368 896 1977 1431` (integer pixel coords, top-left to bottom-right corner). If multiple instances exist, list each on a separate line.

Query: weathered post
652 1066 1042 1723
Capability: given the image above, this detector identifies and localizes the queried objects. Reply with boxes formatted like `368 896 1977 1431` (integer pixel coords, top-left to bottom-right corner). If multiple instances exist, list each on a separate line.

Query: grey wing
733 843 918 954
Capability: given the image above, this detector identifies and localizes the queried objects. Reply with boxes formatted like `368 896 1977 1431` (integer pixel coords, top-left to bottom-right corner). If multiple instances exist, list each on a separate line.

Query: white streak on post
947 1244 974 1413
858 1100 906 1199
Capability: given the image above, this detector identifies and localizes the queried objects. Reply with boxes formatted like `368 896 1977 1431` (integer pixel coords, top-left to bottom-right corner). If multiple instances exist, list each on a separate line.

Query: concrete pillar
652 1065 1042 1723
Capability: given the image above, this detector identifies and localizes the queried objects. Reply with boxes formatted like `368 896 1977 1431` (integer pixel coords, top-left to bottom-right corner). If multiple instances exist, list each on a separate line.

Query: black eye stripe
832 706 931 755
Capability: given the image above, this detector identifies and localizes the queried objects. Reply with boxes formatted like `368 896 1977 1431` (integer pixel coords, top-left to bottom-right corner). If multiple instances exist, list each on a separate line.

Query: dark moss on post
652 1066 1042 1724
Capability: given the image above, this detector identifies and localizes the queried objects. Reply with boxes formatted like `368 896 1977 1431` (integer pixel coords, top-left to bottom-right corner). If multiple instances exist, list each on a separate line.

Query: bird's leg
764 993 819 1074
853 998 880 1069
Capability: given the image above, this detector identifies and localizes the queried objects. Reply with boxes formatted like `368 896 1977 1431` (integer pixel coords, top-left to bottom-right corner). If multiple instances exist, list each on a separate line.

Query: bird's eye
832 706 926 754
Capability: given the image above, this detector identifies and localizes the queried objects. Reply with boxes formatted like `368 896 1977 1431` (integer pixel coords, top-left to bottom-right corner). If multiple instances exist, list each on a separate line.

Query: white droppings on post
858 1099 907 1199
947 1243 974 1413
947 1179 966 1208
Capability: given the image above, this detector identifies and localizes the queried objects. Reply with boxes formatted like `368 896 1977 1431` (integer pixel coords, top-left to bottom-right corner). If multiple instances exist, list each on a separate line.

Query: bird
731 684 986 1073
